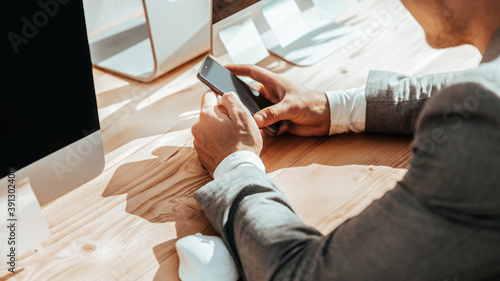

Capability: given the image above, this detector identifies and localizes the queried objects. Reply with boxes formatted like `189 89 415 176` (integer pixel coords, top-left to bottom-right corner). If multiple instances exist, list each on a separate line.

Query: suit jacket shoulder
403 74 500 223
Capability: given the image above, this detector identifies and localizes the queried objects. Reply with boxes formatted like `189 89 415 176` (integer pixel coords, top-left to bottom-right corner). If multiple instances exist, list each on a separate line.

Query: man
191 0 500 280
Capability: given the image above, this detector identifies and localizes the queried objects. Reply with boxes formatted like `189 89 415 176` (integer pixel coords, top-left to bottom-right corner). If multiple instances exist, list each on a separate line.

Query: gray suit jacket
194 30 500 280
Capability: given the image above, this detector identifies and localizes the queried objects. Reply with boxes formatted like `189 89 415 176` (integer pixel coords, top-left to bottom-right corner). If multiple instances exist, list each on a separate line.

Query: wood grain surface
0 0 482 280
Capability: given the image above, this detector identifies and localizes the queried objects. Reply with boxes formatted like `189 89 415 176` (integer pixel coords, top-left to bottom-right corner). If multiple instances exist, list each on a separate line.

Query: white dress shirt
213 87 367 179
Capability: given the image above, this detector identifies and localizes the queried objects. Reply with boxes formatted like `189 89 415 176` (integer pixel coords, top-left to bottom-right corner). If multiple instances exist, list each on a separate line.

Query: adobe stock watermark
7 0 72 54
341 2 407 58
408 85 492 176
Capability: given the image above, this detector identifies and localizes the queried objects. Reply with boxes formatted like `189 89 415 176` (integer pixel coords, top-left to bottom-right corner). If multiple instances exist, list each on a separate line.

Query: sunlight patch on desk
153 129 195 148
94 75 130 96
135 76 200 111
104 135 162 170
178 110 201 121
269 164 407 234
99 99 132 121
105 129 194 166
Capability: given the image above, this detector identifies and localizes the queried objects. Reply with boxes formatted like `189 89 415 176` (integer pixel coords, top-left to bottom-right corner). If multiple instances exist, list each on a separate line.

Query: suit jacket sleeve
194 76 500 281
364 70 464 135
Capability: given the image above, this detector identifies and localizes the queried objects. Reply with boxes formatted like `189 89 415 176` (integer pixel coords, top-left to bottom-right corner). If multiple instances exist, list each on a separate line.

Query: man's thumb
254 104 287 127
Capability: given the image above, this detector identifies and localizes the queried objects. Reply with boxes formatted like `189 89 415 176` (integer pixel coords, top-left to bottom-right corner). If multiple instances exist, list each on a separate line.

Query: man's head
401 0 500 53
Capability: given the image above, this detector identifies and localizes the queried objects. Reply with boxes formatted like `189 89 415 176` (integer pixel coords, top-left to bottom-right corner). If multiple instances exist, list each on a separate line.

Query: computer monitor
211 0 359 66
0 0 105 206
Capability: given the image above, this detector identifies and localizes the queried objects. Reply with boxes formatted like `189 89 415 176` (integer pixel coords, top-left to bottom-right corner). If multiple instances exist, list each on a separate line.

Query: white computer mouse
175 233 239 281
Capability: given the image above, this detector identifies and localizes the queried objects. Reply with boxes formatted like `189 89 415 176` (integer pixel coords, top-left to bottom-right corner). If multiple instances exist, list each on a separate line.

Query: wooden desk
1 0 481 280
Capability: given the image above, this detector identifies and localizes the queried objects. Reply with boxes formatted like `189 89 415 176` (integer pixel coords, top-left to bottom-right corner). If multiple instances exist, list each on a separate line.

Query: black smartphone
197 56 282 135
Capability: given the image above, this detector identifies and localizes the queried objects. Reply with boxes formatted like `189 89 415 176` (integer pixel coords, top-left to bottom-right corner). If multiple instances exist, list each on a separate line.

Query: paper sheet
219 17 270 64
262 0 311 47
313 0 348 20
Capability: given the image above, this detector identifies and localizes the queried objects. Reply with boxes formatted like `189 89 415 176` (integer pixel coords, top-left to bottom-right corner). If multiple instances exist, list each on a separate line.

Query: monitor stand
263 21 358 66
84 0 209 82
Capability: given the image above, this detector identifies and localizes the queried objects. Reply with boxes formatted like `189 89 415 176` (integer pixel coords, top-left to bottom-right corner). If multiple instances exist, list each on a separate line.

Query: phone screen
198 56 275 116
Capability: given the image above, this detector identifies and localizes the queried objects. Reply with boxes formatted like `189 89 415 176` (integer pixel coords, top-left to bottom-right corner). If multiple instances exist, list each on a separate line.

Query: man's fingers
191 123 198 139
220 92 249 119
275 120 290 135
228 64 288 104
218 105 229 115
262 120 289 136
226 64 281 85
201 91 229 119
253 103 291 127
248 83 276 102
201 91 218 110
248 83 264 94
214 95 227 115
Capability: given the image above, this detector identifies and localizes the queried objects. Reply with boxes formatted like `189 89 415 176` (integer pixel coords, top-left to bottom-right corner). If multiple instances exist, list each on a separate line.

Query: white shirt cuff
325 86 367 135
213 150 266 179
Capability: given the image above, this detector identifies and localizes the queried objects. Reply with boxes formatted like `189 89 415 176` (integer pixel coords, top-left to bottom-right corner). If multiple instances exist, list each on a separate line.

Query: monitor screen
212 0 260 23
0 0 100 178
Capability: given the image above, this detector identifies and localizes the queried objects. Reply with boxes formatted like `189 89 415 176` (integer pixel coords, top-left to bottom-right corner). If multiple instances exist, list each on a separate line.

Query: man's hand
227 64 331 136
191 91 263 177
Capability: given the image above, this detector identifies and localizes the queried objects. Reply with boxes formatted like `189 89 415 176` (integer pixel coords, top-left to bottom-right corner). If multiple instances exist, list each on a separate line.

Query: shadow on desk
261 132 413 233
102 145 212 281
101 132 412 279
